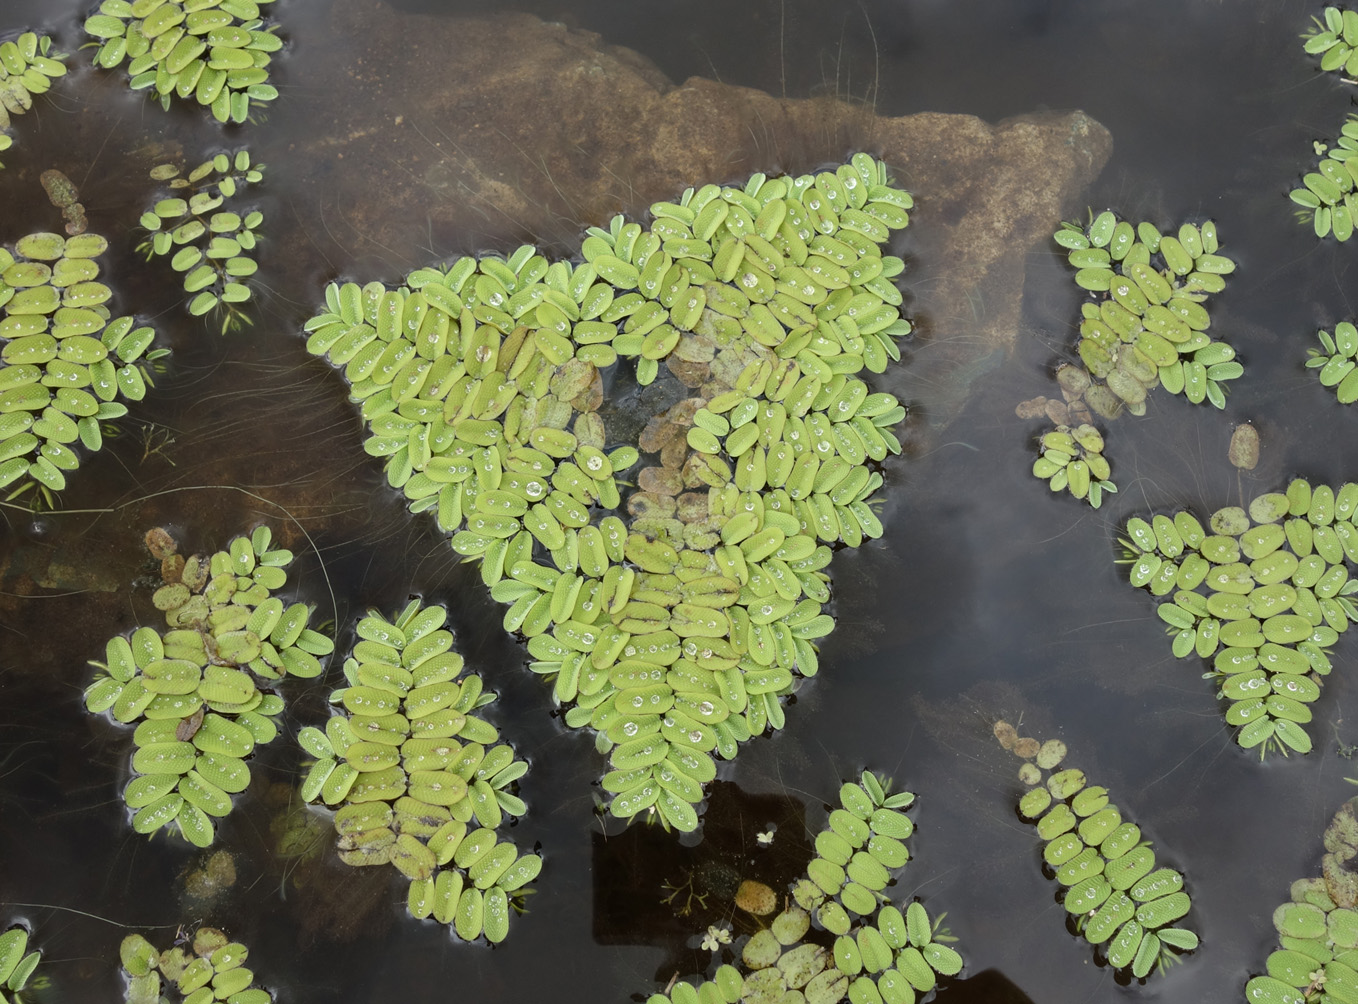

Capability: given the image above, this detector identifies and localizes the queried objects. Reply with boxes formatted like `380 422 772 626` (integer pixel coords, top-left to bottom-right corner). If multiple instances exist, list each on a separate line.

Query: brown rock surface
289 0 1111 428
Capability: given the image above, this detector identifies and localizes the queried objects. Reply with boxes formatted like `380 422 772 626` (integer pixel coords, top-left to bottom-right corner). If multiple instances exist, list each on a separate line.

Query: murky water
2 1 1357 1002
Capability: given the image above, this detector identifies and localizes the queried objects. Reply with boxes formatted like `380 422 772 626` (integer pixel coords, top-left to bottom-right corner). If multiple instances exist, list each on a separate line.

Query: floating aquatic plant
1028 212 1238 508
84 525 334 847
0 31 66 170
1030 422 1117 508
1295 14 1358 239
644 771 964 1004
299 598 541 944
1308 321 1358 403
1303 7 1358 79
1288 115 1358 240
0 228 166 506
701 924 732 952
1243 795 1358 1003
1120 480 1358 757
138 151 264 331
994 723 1198 979
119 926 271 1004
302 156 912 833
0 924 43 1004
1054 211 1239 415
84 0 282 124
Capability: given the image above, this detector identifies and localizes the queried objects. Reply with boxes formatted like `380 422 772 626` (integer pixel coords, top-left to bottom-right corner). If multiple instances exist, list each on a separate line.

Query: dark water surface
1 1 1356 1003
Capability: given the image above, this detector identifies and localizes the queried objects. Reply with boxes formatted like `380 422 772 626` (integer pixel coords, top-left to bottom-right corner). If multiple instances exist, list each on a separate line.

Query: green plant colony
1033 211 1239 506
84 0 281 124
83 526 334 846
17 0 1358 996
297 599 541 944
302 156 913 832
1292 11 1358 406
1248 881 1358 1004
996 723 1198 979
0 925 42 1004
1030 421 1115 509
139 151 265 331
1241 795 1358 1004
0 229 166 506
1120 481 1358 757
24 0 1354 993
0 31 65 169
1296 7 1358 240
643 772 962 1004
119 926 270 1004
1288 114 1358 241
1309 321 1358 403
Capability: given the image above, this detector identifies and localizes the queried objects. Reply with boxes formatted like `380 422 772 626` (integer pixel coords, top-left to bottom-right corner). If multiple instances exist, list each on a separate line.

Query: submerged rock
288 0 1111 430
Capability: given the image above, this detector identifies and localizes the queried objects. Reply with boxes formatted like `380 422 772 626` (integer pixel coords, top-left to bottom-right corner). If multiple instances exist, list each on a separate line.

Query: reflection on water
3 1 1358 1003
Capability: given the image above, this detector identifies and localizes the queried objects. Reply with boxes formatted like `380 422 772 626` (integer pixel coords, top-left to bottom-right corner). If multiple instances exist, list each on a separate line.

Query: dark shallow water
2 1 1357 1003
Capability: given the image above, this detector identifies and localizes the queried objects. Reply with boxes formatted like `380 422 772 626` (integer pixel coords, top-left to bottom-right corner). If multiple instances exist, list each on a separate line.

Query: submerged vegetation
643 771 962 1004
995 723 1198 979
138 150 265 332
84 0 282 124
83 526 333 847
40 168 88 236
119 926 271 1004
298 598 540 944
1120 480 1358 757
304 157 912 833
0 228 165 507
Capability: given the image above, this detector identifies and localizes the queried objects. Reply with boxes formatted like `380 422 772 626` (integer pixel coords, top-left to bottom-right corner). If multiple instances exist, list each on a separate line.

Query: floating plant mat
1056 212 1239 413
139 150 265 332
303 156 912 832
1243 795 1358 1004
994 722 1198 980
1308 321 1358 404
1120 480 1358 757
1288 114 1358 242
0 923 44 1004
84 526 334 847
1030 420 1115 509
0 228 165 506
1302 6 1358 78
0 30 65 169
119 925 271 1004
1288 6 1358 243
1026 211 1239 507
298 598 541 945
642 771 963 1004
84 0 282 124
